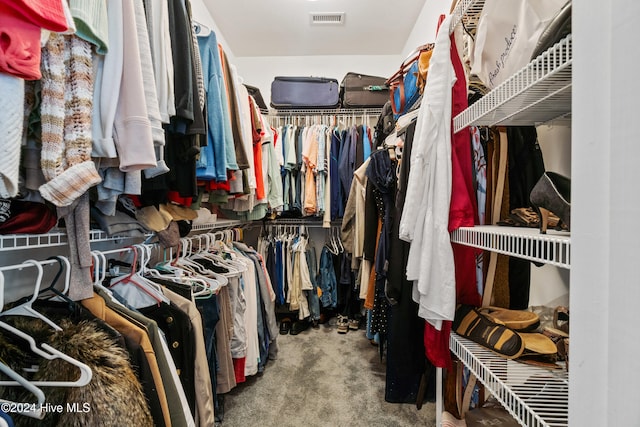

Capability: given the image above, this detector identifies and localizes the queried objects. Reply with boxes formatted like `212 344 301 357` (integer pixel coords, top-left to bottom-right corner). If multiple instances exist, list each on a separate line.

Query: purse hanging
385 43 434 117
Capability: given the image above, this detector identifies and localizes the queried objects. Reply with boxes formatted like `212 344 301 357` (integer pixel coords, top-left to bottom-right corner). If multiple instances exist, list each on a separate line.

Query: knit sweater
39 33 102 207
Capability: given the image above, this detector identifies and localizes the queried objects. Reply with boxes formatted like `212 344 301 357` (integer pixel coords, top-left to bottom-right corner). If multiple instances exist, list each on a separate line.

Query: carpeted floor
221 321 436 427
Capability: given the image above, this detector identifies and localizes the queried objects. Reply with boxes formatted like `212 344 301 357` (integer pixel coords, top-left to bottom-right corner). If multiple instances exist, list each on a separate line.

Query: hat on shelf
160 203 198 221
136 205 172 232
0 199 58 234
192 208 216 226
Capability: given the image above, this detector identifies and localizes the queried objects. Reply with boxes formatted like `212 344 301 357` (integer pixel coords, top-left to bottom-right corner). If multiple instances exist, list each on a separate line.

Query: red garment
167 191 193 207
0 0 68 32
249 96 266 200
449 33 482 308
198 179 231 192
424 321 452 369
0 7 42 80
232 357 246 384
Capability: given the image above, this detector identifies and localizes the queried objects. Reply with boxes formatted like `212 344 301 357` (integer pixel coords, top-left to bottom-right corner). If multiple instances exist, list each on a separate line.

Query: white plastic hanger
0 260 61 331
0 263 93 388
0 270 46 419
0 320 93 387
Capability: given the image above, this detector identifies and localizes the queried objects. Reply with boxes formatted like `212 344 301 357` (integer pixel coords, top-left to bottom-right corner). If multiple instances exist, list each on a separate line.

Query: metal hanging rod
268 108 382 117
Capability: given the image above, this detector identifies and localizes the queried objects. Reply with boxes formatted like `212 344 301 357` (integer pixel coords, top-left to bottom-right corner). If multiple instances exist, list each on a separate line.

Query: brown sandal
453 305 525 359
478 306 540 331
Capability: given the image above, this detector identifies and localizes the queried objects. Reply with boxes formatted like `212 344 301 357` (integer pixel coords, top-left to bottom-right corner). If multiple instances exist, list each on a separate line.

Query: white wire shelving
450 226 570 269
450 0 486 34
0 228 149 252
190 220 243 233
451 333 569 427
454 35 572 132
0 221 243 252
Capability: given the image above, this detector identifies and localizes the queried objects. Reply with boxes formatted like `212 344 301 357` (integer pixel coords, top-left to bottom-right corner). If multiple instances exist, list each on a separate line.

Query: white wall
528 124 571 308
402 0 451 57
190 0 236 63
233 55 402 106
572 0 640 425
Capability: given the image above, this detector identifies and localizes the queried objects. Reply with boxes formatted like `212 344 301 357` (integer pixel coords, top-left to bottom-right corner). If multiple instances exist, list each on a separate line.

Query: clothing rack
268 108 382 127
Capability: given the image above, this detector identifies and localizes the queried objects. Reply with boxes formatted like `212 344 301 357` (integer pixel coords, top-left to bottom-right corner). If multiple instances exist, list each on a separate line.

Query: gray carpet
221 322 436 427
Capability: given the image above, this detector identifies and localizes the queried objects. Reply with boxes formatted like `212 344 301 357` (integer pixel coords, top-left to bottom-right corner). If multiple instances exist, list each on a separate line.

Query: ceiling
203 0 427 57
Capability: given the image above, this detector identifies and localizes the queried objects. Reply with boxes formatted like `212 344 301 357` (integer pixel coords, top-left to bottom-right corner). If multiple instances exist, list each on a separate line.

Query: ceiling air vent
310 12 345 25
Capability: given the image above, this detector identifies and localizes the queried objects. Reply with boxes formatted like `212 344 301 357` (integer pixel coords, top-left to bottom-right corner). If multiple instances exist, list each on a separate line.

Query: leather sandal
478 306 540 331
516 332 561 369
453 305 525 359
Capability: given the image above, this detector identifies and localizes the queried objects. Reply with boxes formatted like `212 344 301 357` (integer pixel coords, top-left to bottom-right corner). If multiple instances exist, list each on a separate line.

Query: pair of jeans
317 246 337 309
305 246 320 321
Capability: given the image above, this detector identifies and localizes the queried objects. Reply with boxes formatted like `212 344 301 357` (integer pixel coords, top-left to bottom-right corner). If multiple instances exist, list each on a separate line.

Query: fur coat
0 317 153 427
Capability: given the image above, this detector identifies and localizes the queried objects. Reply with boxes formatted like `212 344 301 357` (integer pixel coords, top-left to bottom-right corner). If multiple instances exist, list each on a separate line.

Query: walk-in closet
0 0 638 426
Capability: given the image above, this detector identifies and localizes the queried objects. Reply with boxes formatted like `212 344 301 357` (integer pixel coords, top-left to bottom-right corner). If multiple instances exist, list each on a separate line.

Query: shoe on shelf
348 318 360 330
530 171 571 234
279 318 292 335
453 304 525 359
337 315 349 334
478 306 540 331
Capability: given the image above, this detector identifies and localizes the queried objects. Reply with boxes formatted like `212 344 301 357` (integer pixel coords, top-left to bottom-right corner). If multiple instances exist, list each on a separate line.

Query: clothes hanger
37 256 79 311
0 362 46 419
0 260 62 331
0 264 93 388
0 319 93 387
192 20 211 35
0 271 46 418
107 247 167 305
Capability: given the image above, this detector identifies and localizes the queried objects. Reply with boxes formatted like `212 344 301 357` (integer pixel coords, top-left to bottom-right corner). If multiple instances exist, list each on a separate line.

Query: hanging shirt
196 30 229 181
399 14 456 330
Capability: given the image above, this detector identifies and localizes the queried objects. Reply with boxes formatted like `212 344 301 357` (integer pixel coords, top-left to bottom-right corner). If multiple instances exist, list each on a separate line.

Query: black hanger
38 256 79 314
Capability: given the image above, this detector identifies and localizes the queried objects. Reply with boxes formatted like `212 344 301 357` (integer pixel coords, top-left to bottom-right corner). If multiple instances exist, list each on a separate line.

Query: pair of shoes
279 318 292 335
290 320 309 335
336 315 349 334
453 305 525 359
530 171 571 234
348 318 360 330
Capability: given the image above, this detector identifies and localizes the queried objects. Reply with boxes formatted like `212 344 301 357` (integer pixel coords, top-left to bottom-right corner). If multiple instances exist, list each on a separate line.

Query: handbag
385 43 434 117
470 0 567 89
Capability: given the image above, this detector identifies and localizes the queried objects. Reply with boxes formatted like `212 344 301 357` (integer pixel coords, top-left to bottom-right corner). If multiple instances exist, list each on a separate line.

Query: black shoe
290 320 309 335
279 318 292 335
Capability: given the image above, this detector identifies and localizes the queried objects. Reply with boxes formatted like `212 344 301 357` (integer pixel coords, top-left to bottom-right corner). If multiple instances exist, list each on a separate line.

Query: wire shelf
450 226 570 269
0 228 149 251
451 333 569 427
454 35 572 132
450 0 486 35
190 220 243 233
